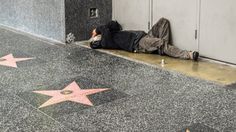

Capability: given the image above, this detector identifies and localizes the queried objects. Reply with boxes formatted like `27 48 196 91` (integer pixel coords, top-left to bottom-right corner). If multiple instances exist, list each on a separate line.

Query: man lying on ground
89 18 199 61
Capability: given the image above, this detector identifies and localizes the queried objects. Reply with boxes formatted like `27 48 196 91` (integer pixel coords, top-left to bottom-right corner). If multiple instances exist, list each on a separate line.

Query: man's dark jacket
90 21 146 52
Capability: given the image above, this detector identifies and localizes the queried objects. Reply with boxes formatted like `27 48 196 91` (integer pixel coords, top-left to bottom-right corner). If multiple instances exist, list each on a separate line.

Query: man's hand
92 29 97 37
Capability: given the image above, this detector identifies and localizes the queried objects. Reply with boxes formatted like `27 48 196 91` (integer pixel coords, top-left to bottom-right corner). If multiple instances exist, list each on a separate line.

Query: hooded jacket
90 21 146 52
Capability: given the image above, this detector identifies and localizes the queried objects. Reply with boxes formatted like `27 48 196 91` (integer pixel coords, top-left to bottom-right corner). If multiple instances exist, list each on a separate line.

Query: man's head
89 28 101 43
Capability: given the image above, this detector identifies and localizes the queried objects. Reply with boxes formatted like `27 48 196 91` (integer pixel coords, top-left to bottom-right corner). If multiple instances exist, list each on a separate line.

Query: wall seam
197 0 201 52
63 0 66 43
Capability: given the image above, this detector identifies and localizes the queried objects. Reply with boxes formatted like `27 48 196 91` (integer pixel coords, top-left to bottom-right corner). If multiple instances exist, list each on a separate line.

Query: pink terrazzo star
33 81 110 108
0 54 33 68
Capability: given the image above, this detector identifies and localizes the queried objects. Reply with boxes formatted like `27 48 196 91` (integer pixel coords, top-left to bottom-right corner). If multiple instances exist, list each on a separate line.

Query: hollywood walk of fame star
33 81 110 108
0 54 33 68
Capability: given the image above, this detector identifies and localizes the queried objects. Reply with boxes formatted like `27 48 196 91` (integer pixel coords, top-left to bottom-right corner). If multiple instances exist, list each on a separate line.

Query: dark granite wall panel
0 0 65 42
65 0 112 41
86 0 112 39
65 0 87 41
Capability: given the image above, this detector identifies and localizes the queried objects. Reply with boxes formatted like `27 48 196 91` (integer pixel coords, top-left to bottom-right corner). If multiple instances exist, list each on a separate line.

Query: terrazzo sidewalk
0 27 236 132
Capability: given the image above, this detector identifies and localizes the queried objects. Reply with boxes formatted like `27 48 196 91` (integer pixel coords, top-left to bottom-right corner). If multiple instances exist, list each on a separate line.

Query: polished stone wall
65 0 112 41
0 0 65 42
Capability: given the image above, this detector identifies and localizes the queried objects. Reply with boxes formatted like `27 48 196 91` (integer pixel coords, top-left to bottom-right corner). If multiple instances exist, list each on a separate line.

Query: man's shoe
192 51 199 61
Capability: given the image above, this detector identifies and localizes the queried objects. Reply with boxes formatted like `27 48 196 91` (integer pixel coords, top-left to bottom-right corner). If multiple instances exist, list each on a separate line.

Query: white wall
112 0 150 32
199 0 236 64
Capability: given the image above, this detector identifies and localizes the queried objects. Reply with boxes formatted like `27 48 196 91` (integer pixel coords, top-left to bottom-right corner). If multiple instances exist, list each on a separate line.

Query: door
152 0 199 51
112 0 150 32
199 0 236 64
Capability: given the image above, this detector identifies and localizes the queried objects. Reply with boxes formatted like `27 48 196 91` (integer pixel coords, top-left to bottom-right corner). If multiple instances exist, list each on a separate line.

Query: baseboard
0 24 65 46
200 56 236 67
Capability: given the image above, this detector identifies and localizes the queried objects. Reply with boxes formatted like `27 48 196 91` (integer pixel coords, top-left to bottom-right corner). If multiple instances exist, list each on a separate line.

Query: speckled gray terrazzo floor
0 93 73 132
0 28 236 132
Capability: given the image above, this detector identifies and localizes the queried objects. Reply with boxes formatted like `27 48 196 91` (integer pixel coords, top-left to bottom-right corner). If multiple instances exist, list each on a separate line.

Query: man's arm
90 35 102 49
97 26 114 48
